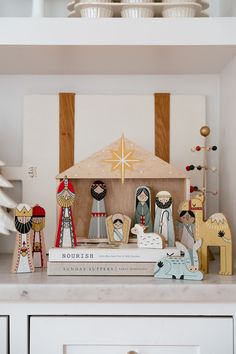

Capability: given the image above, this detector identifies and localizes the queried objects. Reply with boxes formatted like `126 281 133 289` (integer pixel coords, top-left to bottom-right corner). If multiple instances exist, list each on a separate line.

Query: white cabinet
0 317 8 354
30 316 233 354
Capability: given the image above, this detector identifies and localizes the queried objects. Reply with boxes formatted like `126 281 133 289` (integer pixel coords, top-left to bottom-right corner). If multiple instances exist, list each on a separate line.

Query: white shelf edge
0 17 236 46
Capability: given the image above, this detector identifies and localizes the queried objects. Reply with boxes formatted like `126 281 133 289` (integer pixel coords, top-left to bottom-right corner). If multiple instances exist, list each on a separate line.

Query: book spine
48 248 179 263
47 262 155 276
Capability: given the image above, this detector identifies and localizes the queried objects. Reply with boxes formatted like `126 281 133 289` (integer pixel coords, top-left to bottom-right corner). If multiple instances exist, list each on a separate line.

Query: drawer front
30 316 233 354
0 317 8 354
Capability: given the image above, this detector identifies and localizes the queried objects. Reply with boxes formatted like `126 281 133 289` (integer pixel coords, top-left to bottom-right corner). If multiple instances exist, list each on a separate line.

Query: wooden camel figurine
179 194 232 275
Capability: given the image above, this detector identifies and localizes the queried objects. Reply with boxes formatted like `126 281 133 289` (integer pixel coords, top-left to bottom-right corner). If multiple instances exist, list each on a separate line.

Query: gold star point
104 135 141 183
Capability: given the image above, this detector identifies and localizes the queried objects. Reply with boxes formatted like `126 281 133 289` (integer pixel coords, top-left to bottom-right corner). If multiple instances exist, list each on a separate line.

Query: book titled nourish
48 244 180 263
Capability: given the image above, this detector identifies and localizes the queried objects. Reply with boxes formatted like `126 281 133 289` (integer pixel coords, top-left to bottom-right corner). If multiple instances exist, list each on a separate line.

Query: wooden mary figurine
31 204 47 268
154 191 175 247
55 177 77 248
12 203 35 273
106 213 131 245
177 208 196 249
134 186 152 232
88 180 107 239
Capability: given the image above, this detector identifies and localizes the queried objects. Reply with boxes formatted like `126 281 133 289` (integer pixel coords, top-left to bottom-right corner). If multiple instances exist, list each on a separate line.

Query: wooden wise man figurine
134 186 152 232
88 180 107 239
12 203 35 273
154 191 175 247
55 177 77 248
106 213 131 245
31 204 47 268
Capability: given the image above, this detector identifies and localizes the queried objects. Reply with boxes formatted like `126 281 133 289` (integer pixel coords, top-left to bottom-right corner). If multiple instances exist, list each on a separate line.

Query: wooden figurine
176 208 196 249
31 204 47 268
134 186 152 232
154 240 203 281
11 203 35 273
55 177 77 248
88 180 107 239
106 213 131 245
131 224 164 249
180 194 232 275
154 191 175 247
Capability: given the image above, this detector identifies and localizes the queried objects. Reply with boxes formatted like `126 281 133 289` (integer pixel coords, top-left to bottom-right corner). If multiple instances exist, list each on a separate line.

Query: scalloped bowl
121 0 153 3
162 6 196 17
80 5 113 17
162 0 197 3
121 6 154 17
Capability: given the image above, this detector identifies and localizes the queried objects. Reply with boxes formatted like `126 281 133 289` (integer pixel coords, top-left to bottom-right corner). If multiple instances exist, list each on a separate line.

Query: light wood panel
59 92 75 173
154 93 170 163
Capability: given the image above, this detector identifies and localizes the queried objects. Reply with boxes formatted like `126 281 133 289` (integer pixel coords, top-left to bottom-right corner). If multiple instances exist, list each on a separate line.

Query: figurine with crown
11 203 35 273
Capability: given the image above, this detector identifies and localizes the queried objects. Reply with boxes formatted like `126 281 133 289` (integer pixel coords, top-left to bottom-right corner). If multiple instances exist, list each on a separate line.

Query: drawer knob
127 351 138 354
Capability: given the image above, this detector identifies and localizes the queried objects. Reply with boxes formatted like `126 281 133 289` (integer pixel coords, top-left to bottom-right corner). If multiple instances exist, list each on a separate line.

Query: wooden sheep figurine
154 240 203 281
131 224 164 249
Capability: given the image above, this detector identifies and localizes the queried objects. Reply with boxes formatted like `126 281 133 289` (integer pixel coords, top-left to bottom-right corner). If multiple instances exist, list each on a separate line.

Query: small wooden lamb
154 240 203 281
131 224 164 249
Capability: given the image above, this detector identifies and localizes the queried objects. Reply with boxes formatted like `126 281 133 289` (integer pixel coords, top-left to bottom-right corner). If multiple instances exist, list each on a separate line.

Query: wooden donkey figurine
179 194 232 275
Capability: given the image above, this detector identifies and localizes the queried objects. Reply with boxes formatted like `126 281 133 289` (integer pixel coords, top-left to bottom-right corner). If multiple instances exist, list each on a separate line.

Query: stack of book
47 244 180 276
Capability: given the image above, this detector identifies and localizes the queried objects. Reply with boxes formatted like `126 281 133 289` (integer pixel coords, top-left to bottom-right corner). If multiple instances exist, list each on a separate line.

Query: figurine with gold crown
11 203 35 273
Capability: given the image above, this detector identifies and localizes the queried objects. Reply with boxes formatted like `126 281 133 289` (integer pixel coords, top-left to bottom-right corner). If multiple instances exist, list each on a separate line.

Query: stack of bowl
121 0 154 18
80 0 113 17
162 0 198 17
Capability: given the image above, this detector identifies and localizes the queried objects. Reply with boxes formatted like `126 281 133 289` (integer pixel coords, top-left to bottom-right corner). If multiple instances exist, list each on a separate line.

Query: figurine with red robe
32 204 47 267
11 203 35 273
55 177 77 248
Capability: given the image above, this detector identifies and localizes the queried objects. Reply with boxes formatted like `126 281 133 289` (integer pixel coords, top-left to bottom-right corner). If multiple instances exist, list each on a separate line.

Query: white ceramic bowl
121 6 154 17
80 0 112 3
162 0 197 3
162 6 196 17
80 5 113 17
121 0 153 4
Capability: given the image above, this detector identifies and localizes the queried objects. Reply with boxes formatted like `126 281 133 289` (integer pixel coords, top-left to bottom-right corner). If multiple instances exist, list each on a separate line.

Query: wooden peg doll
55 177 77 248
176 207 196 250
31 204 47 268
11 203 35 273
88 180 107 239
134 186 152 232
154 191 175 247
106 213 131 245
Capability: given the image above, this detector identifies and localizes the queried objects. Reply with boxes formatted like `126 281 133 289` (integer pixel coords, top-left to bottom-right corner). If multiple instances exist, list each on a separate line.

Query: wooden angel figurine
31 204 47 268
154 191 175 247
176 207 196 250
11 203 35 273
88 180 107 239
55 177 77 248
134 186 152 232
106 213 131 245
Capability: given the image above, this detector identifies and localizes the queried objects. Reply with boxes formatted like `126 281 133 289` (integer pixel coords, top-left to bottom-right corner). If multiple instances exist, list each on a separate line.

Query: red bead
196 146 201 151
190 186 194 193
186 166 190 171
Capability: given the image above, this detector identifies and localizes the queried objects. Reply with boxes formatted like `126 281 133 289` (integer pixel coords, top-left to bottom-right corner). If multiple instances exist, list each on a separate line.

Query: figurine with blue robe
154 191 175 247
134 186 152 232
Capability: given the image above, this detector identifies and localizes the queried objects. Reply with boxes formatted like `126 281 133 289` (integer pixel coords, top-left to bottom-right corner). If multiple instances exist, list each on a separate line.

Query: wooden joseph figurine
31 204 47 268
11 203 35 273
55 177 77 248
88 180 107 239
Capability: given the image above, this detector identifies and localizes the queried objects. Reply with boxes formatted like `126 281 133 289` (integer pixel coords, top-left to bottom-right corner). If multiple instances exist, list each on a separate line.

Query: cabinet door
0 317 8 354
30 316 233 354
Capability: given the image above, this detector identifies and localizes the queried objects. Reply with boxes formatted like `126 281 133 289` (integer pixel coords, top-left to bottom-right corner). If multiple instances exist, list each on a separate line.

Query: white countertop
1 254 236 303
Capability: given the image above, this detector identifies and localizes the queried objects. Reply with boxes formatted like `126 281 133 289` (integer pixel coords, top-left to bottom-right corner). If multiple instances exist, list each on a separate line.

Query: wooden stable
57 137 189 242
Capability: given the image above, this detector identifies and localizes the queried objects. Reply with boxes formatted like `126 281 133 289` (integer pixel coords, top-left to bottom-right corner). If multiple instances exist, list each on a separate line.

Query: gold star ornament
104 135 141 183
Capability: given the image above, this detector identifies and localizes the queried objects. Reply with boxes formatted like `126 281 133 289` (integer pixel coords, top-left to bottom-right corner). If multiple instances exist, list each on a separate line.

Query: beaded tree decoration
186 126 218 209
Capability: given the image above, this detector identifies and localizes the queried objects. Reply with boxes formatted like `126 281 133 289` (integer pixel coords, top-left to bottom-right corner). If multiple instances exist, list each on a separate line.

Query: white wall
220 56 236 254
0 74 219 253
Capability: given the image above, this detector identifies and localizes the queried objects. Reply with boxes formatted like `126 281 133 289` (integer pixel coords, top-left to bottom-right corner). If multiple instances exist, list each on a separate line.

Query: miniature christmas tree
186 126 218 206
0 160 17 235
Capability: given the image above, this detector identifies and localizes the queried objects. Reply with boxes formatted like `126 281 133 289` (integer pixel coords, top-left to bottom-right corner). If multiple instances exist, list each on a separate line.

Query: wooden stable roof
57 137 187 180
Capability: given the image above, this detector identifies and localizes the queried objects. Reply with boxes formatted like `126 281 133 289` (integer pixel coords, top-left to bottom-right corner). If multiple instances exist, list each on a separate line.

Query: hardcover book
48 244 180 263
47 262 155 276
